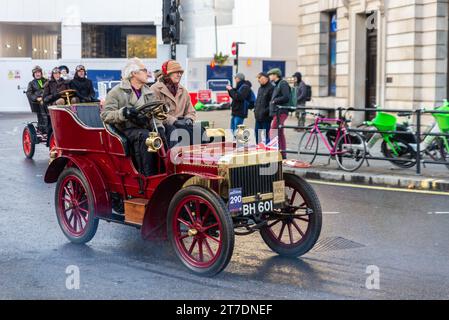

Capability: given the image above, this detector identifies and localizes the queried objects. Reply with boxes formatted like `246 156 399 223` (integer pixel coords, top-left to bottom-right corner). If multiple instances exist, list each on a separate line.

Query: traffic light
162 0 181 44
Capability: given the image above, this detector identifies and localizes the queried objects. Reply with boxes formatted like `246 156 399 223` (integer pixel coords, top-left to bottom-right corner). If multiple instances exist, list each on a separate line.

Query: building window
82 24 157 59
0 23 61 59
328 12 337 96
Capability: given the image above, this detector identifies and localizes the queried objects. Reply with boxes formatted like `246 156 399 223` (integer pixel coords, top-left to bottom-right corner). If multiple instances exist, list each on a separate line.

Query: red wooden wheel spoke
78 210 88 223
198 239 204 262
188 238 198 255
184 204 196 224
73 213 78 231
195 200 201 220
268 219 281 228
291 219 305 237
203 223 218 231
63 186 73 199
178 234 189 241
277 222 286 241
204 239 214 257
294 216 309 223
201 208 211 224
290 190 297 204
78 207 89 215
68 212 74 224
204 234 220 243
177 218 192 228
287 223 294 244
78 199 88 206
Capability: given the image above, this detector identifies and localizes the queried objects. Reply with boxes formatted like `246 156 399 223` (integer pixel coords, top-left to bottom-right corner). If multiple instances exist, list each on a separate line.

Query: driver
43 67 71 105
101 58 165 177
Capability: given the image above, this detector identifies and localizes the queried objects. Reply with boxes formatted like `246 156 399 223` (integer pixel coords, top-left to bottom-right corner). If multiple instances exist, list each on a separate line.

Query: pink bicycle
297 111 366 172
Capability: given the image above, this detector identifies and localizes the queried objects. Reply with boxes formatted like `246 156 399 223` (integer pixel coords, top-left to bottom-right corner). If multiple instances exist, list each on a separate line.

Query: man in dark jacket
254 72 274 144
293 72 308 129
26 66 48 132
43 67 70 105
226 73 252 132
268 68 291 159
70 65 98 103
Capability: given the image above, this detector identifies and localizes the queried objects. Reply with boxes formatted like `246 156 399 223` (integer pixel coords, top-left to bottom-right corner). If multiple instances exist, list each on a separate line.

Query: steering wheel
58 89 77 105
136 100 170 121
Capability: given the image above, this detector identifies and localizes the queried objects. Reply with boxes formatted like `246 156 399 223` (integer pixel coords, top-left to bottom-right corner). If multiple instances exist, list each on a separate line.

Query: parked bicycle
297 110 366 172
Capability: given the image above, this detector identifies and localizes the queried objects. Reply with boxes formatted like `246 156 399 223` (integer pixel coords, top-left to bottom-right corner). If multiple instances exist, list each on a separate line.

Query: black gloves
122 106 139 120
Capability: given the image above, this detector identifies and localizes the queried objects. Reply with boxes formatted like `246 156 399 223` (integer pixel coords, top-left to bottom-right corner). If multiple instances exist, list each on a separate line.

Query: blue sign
330 13 338 33
207 65 233 91
88 70 121 98
228 188 243 213
262 60 286 77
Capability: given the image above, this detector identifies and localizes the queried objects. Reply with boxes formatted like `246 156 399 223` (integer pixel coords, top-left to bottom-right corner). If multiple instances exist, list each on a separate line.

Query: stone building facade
298 0 449 121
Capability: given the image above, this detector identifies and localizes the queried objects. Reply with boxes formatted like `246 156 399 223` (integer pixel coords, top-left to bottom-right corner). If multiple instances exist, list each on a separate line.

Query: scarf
164 78 179 97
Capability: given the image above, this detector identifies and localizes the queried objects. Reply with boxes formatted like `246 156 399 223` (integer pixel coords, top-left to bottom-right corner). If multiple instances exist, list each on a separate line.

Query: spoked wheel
298 129 319 165
438 137 449 170
22 126 36 159
55 168 99 244
260 173 322 257
381 137 416 168
335 132 366 172
168 186 234 276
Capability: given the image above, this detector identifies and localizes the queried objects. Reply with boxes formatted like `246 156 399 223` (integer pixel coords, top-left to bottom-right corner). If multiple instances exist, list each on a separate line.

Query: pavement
1 112 449 300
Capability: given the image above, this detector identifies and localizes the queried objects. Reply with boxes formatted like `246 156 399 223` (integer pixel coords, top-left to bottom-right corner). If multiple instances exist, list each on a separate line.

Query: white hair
122 57 145 79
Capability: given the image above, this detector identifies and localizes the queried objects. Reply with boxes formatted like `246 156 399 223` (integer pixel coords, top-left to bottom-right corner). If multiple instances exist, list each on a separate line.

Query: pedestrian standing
226 73 252 133
292 72 308 130
268 68 291 159
254 72 274 144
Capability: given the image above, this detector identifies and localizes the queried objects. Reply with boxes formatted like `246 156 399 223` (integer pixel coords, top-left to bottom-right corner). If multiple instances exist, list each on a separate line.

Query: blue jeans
230 116 245 133
255 120 272 144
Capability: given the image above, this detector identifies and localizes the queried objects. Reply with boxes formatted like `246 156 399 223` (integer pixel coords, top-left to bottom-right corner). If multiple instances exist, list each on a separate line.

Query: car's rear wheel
55 168 99 244
260 173 322 257
22 126 36 159
167 186 234 277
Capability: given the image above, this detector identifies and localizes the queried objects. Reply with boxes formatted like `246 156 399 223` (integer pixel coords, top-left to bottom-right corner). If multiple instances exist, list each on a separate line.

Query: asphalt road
1 113 449 300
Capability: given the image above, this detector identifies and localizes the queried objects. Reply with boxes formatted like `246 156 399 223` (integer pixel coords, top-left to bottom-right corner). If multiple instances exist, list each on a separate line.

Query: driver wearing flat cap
101 57 165 176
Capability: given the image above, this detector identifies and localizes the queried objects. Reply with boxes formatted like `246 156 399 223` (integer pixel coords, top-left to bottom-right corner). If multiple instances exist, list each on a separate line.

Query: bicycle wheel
438 137 449 170
335 132 366 172
298 129 319 165
381 137 416 169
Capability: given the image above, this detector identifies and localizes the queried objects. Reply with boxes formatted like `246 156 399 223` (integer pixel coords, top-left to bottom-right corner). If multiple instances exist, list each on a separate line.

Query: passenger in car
100 58 164 176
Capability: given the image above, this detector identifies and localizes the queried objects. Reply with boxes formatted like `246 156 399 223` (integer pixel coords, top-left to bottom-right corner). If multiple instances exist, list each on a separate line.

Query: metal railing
275 105 449 175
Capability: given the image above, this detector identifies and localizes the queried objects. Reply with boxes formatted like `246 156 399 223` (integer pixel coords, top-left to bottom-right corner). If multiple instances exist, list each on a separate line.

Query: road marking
308 180 449 196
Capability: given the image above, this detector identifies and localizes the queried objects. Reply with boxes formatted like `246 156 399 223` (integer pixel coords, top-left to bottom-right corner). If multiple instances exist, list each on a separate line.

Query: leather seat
105 124 131 157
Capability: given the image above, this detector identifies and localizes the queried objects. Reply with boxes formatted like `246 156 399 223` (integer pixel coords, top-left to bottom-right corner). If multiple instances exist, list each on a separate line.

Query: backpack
238 84 256 115
305 84 312 102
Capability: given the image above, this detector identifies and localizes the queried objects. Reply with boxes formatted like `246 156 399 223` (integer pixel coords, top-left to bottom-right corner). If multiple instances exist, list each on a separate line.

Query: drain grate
312 237 365 252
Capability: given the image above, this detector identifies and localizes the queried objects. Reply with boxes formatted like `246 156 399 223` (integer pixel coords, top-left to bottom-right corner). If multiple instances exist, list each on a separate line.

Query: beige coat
101 79 162 131
150 81 196 125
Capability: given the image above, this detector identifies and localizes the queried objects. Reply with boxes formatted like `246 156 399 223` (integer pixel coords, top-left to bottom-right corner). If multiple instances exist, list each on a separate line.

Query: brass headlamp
145 132 163 153
236 125 251 145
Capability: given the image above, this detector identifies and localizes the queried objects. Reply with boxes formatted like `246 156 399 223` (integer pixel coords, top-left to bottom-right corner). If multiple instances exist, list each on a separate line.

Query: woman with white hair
101 57 164 176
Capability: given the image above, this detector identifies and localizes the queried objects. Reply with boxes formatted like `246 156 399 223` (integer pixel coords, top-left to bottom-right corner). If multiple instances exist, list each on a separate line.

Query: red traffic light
231 42 237 56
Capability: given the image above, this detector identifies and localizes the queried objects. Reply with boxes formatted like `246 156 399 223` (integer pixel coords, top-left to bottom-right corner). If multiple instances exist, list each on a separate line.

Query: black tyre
167 186 234 276
55 167 99 244
438 138 449 170
381 137 416 168
260 173 322 257
335 132 366 172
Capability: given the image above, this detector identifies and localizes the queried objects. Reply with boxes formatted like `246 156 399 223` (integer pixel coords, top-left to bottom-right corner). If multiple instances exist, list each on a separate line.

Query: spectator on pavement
226 73 252 133
268 68 291 159
293 72 308 129
254 72 274 144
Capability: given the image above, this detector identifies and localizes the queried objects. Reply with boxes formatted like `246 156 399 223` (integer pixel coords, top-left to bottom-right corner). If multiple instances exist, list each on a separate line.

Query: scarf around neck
164 78 179 97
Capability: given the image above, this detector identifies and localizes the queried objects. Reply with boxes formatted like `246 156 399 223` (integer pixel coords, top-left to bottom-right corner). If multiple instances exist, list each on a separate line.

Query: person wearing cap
267 68 291 159
150 60 197 146
226 73 252 132
26 66 48 113
69 65 98 103
26 66 49 132
43 67 70 106
101 58 164 176
254 72 274 144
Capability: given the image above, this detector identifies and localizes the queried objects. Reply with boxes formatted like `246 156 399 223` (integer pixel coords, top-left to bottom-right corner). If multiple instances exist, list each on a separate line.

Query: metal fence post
415 109 422 175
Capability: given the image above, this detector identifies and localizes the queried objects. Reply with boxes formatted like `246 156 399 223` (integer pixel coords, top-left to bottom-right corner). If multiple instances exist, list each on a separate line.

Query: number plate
242 200 274 216
228 188 243 213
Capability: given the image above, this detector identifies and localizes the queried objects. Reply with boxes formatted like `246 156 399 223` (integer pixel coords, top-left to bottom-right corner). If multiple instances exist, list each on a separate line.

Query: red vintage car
44 102 322 276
